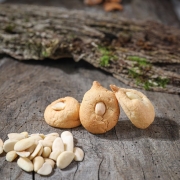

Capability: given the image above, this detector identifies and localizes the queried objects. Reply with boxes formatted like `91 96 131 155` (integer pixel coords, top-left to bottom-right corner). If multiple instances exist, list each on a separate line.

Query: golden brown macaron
44 97 81 128
110 85 155 129
80 81 120 134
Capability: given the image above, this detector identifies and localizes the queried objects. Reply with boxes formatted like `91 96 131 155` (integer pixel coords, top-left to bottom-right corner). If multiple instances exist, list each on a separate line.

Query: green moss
155 77 169 88
98 46 117 67
100 55 110 67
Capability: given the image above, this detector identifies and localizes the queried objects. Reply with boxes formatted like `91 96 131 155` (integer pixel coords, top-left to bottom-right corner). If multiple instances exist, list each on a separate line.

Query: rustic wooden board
0 57 179 180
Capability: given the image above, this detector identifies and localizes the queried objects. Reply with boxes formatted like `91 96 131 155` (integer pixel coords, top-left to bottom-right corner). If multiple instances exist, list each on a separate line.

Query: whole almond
49 150 61 161
26 144 36 154
42 135 57 148
45 133 59 137
62 135 74 152
6 151 18 162
20 132 29 138
33 156 44 172
44 158 55 168
52 137 64 152
37 146 43 156
3 139 18 153
17 157 33 172
74 147 84 161
37 162 52 176
16 151 30 157
14 138 35 152
8 133 25 141
42 147 51 158
95 102 106 116
126 92 142 101
56 151 74 169
29 143 43 160
52 102 66 111
61 131 73 139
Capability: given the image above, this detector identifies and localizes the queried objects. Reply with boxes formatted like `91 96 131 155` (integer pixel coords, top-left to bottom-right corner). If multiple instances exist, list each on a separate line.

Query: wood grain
0 4 180 94
0 57 179 180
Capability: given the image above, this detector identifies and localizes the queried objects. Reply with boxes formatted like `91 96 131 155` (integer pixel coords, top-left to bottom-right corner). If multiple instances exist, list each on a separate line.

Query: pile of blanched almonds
0 131 84 176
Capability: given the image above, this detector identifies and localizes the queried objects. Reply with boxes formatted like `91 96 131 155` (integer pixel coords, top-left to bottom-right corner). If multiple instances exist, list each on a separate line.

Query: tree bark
0 4 180 94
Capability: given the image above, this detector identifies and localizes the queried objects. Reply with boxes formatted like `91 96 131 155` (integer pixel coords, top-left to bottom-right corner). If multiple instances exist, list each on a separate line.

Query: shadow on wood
95 117 180 141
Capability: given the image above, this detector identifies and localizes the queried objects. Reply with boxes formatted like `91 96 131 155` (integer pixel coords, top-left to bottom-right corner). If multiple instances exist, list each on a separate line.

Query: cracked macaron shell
110 85 155 129
80 81 120 134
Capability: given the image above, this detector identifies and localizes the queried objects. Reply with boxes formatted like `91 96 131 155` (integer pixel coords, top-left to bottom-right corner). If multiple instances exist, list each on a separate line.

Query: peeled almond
56 151 74 169
29 143 43 160
44 158 55 168
62 135 74 152
33 156 44 172
42 147 51 158
29 135 43 145
61 131 73 139
3 139 18 153
25 144 36 154
16 151 30 157
37 146 43 156
49 150 61 161
52 102 66 111
52 137 64 152
74 147 84 161
37 162 52 176
20 132 29 138
17 157 33 172
14 138 35 152
8 133 25 141
42 135 57 148
6 151 18 162
45 133 59 137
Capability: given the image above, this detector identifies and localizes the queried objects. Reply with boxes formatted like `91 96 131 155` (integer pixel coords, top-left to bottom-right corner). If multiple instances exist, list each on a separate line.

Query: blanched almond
29 135 43 145
14 138 35 152
37 162 52 176
56 151 74 169
44 158 55 168
20 132 29 138
6 151 18 162
52 137 64 152
74 147 84 161
29 143 43 160
52 102 65 111
17 157 33 172
8 133 25 141
95 102 106 116
16 151 30 157
25 144 36 154
3 139 18 153
33 156 44 172
61 131 73 139
42 147 51 158
42 135 57 148
126 92 142 101
49 150 61 161
62 135 74 152
37 146 43 156
45 133 59 137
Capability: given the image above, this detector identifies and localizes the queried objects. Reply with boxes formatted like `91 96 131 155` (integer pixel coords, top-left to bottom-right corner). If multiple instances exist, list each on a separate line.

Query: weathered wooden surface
0 1 180 180
0 4 180 94
0 57 180 180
